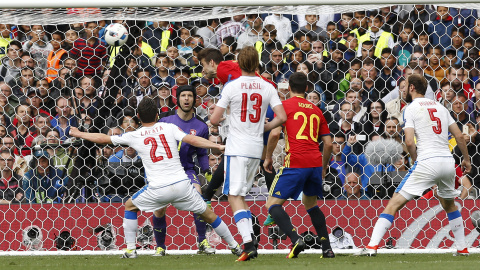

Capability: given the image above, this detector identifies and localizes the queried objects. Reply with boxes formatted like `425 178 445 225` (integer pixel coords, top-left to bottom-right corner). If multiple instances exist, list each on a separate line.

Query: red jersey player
263 72 335 259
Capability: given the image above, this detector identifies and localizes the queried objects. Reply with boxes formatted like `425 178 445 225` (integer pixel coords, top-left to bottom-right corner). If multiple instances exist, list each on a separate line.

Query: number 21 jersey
403 97 455 160
110 122 189 188
217 76 282 159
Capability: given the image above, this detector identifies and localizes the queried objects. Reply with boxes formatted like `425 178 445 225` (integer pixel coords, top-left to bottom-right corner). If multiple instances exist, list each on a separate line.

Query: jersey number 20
427 108 442 134
144 134 173 162
241 93 262 123
294 112 320 142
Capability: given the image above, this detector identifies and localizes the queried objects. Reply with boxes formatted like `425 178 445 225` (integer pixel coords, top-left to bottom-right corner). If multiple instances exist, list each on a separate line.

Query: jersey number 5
144 134 173 163
427 108 442 134
241 93 262 123
294 112 320 142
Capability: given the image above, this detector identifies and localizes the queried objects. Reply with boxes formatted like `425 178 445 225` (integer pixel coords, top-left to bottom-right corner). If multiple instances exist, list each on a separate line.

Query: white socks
368 213 394 247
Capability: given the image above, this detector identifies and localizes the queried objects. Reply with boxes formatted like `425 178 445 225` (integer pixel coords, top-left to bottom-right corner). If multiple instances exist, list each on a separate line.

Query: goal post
0 3 478 254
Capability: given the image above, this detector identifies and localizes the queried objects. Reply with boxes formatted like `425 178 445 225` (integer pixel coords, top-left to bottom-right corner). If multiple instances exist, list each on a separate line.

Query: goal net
0 3 479 254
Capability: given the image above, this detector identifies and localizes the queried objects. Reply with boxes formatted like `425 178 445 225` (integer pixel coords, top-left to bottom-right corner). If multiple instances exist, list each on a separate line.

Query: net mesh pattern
0 4 479 252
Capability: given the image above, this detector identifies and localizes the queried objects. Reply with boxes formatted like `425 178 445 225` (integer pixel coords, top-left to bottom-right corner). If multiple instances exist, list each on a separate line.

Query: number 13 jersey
403 97 456 160
282 96 330 168
217 76 282 159
110 122 189 188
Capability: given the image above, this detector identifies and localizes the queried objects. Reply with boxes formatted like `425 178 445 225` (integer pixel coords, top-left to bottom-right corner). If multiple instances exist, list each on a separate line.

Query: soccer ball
104 23 128 46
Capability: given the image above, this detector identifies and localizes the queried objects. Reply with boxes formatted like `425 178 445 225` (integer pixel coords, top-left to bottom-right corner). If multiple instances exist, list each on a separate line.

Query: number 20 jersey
110 122 189 188
282 96 330 168
216 76 282 159
403 97 455 160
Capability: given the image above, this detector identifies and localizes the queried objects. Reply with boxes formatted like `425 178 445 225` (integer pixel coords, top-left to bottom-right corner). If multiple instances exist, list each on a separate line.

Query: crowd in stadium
0 5 479 204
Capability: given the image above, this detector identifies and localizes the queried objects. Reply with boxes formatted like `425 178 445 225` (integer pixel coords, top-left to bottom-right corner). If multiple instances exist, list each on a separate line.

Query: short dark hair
381 48 392 55
407 74 428 95
52 31 65 40
222 36 237 51
137 96 158 123
7 40 22 50
198 48 223 65
362 40 374 47
288 72 308 94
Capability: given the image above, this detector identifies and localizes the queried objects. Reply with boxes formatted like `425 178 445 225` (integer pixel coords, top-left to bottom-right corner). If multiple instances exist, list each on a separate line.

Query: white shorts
396 156 459 199
223 156 260 196
131 180 207 214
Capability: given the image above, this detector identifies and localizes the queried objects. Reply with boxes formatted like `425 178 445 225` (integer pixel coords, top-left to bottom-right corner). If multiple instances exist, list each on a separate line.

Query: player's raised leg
152 207 167 256
356 192 409 256
122 198 140 258
438 197 468 256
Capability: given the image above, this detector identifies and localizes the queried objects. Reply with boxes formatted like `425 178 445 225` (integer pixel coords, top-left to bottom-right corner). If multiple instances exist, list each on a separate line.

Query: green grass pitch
3 254 480 270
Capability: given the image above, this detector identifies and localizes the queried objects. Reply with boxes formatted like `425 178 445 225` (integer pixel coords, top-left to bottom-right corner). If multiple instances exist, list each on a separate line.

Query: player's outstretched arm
182 134 225 152
404 127 417 163
264 104 287 132
449 123 472 174
68 127 113 145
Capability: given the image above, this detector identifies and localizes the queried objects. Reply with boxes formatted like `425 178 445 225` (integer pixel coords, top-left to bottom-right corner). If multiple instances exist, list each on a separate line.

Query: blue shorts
186 170 201 185
269 167 323 200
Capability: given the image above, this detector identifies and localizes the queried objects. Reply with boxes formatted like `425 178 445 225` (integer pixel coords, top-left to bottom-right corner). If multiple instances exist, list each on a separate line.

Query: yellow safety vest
0 37 11 59
357 30 393 58
160 30 171 52
109 41 155 67
255 41 263 61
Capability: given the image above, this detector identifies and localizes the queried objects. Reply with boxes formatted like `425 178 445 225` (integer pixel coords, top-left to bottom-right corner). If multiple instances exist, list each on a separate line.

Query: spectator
21 25 53 72
450 93 475 129
50 96 78 141
404 5 436 34
46 31 68 83
208 151 222 174
22 150 68 203
299 14 327 41
133 69 155 104
177 27 193 57
338 58 362 100
0 82 16 117
208 133 223 145
0 24 11 59
425 46 446 82
359 100 388 137
78 76 100 119
263 14 293 46
0 150 24 204
119 114 139 133
12 67 35 102
329 134 347 184
341 33 358 61
428 6 454 49
356 11 394 58
383 117 407 152
34 113 52 137
154 82 174 113
385 77 407 125
379 6 399 34
196 19 219 49
379 48 401 93
44 128 74 177
326 21 341 44
0 40 23 85
447 26 466 64
10 104 37 157
321 42 349 102
0 125 6 138
265 45 289 83
25 88 51 120
237 14 263 49
69 21 108 77
143 21 180 53
340 172 369 199
393 21 415 67
437 81 456 111
220 36 237 61
338 12 355 37
361 58 385 99
63 29 78 51
35 78 57 115
382 62 435 102
255 25 282 66
329 102 361 140
453 123 480 188
215 16 246 46
445 65 472 98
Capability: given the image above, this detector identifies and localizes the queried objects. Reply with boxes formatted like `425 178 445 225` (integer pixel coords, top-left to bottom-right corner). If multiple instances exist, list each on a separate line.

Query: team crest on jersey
190 129 197 135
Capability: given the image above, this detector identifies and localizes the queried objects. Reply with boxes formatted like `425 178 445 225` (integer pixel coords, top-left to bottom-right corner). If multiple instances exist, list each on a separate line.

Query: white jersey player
356 74 471 257
69 97 242 259
210 46 287 261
